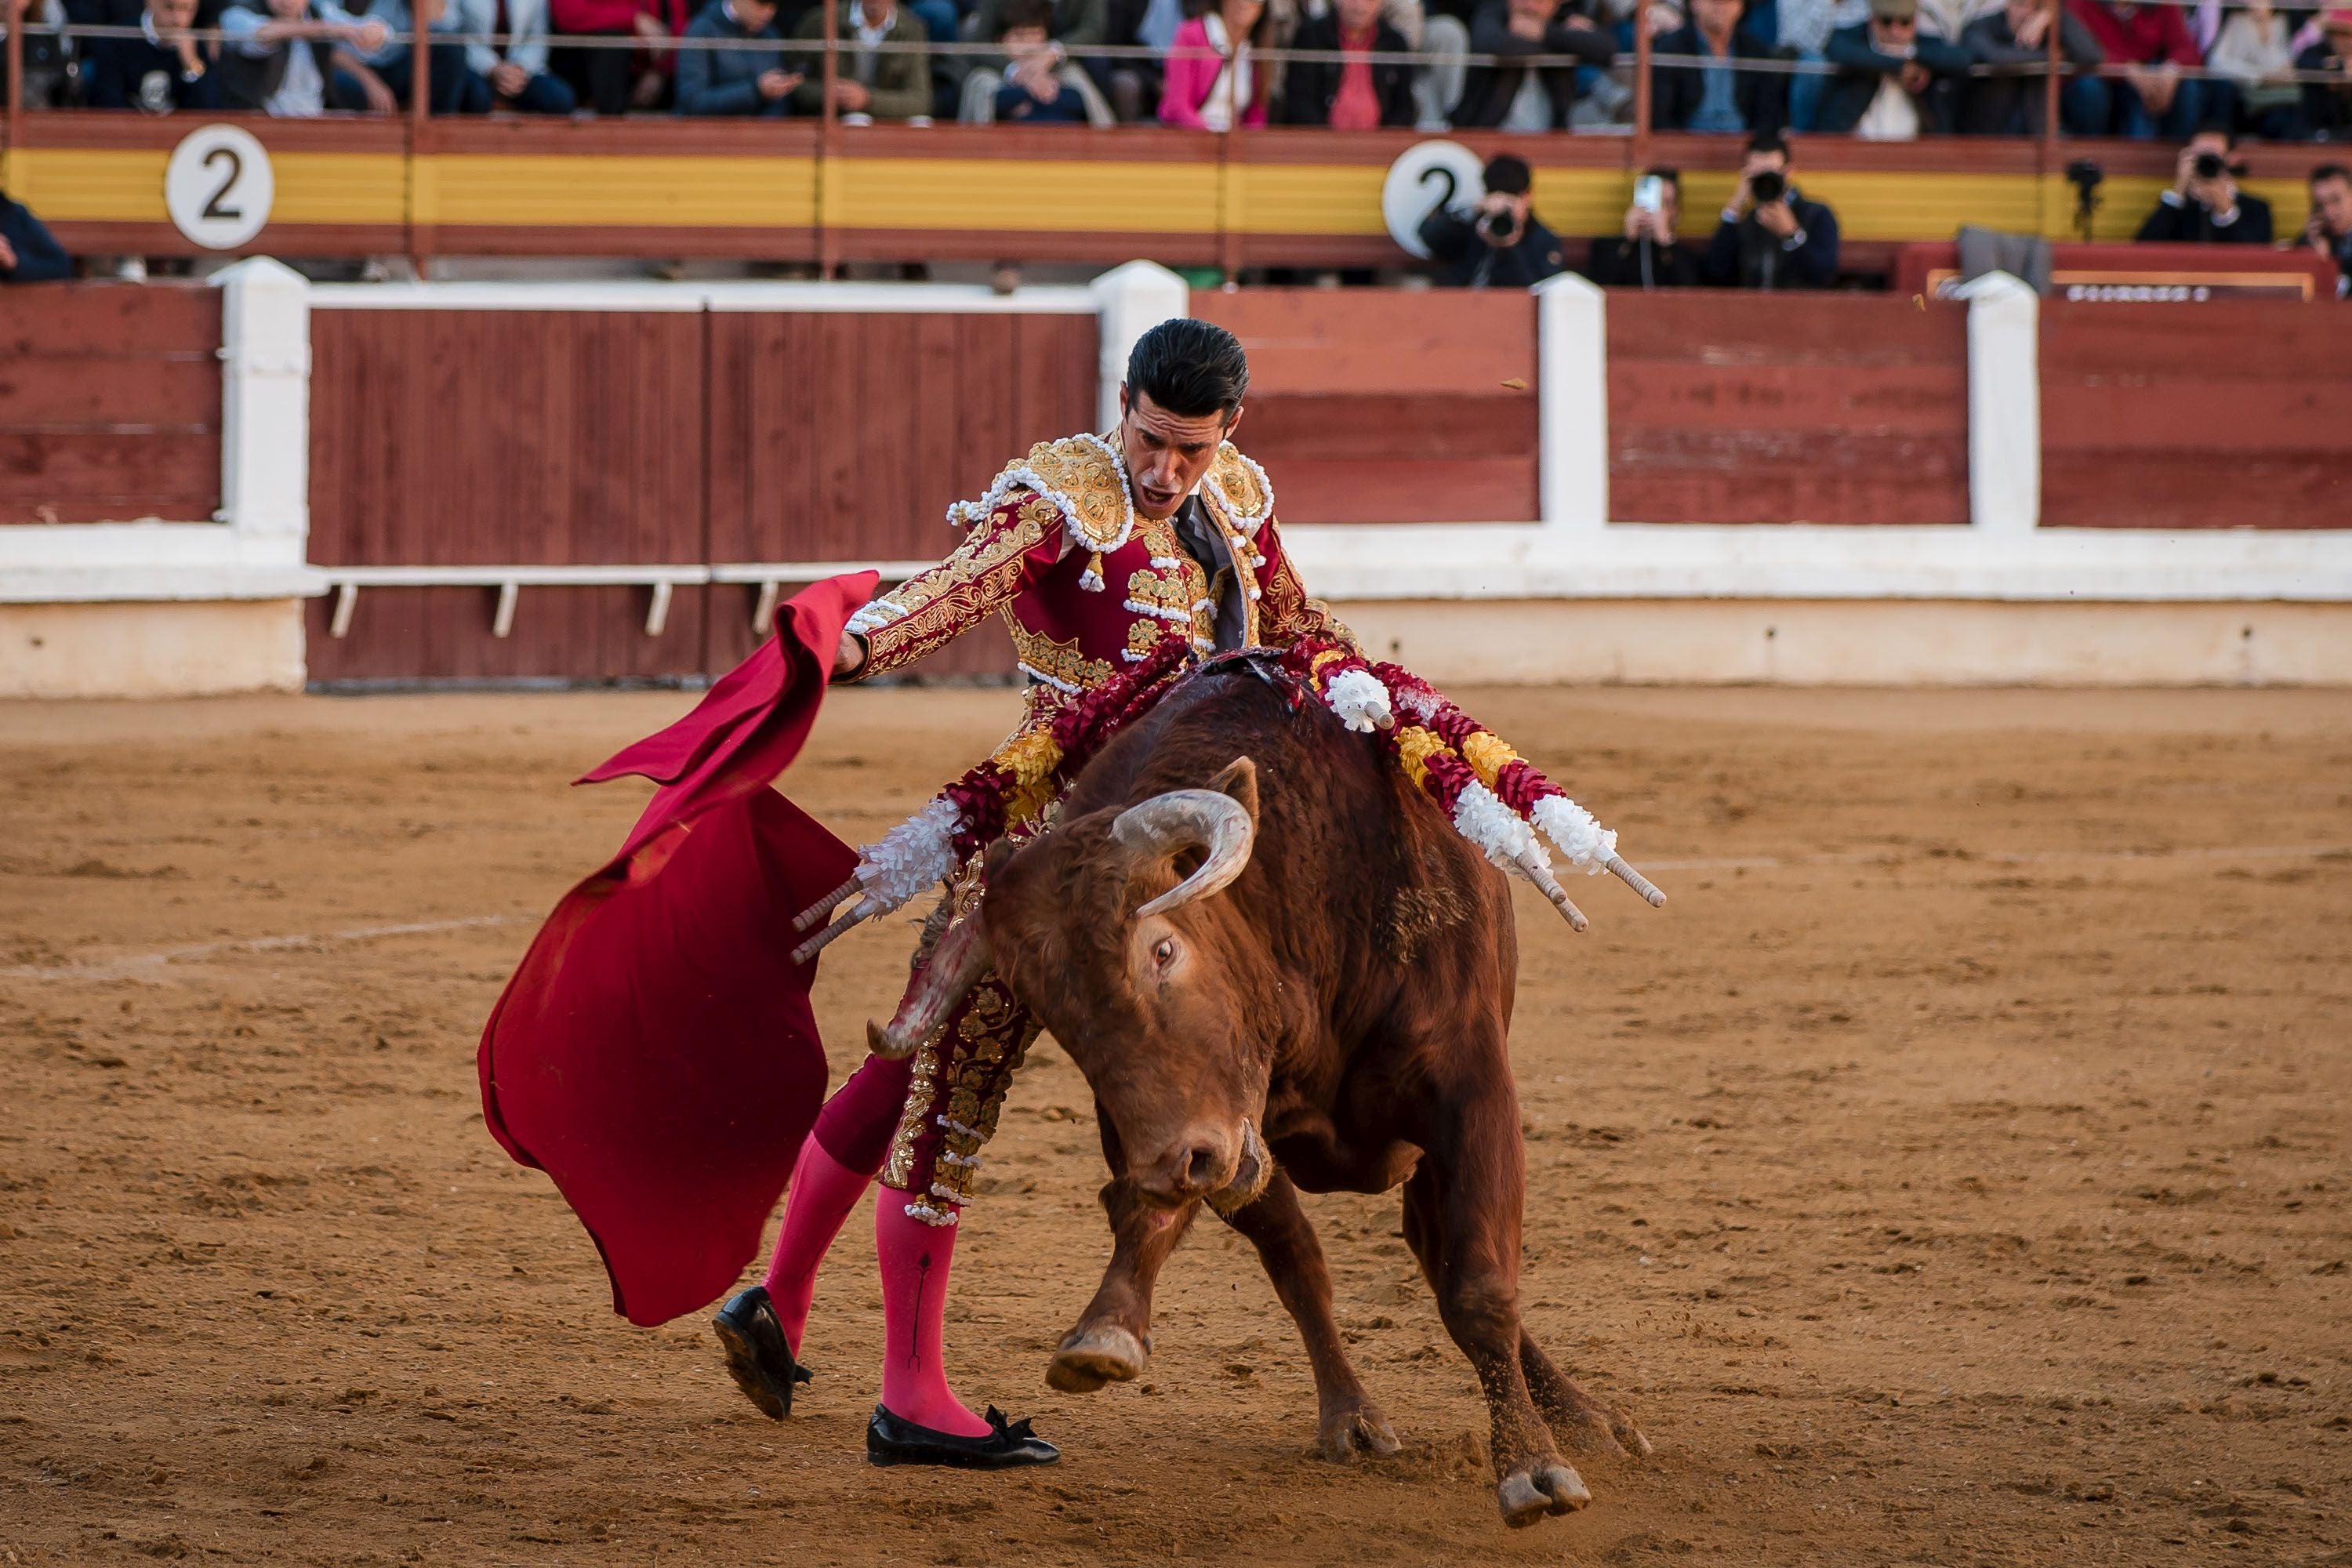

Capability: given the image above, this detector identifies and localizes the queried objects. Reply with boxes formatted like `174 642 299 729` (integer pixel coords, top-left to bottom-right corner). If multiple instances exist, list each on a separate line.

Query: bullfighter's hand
833 629 867 680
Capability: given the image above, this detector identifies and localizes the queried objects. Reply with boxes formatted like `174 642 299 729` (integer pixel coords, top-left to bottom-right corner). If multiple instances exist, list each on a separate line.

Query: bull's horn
869 908 991 1060
1114 789 1256 918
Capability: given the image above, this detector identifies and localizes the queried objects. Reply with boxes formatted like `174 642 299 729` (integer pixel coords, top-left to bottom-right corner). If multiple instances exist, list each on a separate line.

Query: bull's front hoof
1496 1461 1591 1529
1317 1397 1402 1463
1047 1324 1148 1394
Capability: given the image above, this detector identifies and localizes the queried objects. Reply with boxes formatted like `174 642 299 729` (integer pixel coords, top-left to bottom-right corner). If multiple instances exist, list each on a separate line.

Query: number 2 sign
165 125 275 250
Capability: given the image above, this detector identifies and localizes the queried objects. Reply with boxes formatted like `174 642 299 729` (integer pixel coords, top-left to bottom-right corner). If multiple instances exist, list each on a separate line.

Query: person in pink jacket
1158 0 1269 126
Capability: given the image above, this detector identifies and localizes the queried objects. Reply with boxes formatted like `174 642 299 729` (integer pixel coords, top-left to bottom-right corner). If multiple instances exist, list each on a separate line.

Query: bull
877 658 1652 1526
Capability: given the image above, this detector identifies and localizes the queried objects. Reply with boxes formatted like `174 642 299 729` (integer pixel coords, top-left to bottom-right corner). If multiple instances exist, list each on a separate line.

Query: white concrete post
1534 271 1609 530
210 256 313 550
1955 270 2040 535
1088 260 1189 433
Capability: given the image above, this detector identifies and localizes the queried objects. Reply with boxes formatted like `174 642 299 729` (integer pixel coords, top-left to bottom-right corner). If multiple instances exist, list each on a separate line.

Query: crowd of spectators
7 0 2350 139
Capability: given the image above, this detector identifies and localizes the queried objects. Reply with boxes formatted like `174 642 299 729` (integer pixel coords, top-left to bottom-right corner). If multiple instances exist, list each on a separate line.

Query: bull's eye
1153 938 1176 967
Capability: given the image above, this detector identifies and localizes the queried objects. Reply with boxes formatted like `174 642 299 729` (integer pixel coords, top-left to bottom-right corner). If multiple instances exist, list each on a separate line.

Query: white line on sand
1636 843 2352 873
6 843 2345 985
1 914 535 984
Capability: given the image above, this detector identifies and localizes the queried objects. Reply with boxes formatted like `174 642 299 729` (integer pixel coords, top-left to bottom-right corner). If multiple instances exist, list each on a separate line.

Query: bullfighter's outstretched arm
844 492 1068 681
1252 514 1362 655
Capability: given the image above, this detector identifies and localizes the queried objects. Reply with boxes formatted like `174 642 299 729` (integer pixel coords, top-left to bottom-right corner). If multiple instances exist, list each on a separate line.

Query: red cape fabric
478 572 877 1327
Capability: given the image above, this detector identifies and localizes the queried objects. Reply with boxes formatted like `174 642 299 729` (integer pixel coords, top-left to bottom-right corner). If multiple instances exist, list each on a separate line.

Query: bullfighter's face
1116 387 1239 521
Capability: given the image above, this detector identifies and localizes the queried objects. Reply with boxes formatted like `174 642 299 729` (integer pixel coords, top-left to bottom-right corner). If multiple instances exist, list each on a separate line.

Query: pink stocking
875 1199 990 1437
760 1139 870 1354
758 1052 913 1352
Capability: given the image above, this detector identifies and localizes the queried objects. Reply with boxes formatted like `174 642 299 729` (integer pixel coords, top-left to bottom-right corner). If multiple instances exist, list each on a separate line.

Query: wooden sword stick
789 903 872 967
1516 851 1590 933
793 875 864 933
1606 855 1667 908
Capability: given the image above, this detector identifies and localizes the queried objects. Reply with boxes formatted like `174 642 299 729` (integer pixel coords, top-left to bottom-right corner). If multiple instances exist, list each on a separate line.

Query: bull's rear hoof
1318 1399 1402 1463
1047 1324 1148 1394
1497 1461 1591 1528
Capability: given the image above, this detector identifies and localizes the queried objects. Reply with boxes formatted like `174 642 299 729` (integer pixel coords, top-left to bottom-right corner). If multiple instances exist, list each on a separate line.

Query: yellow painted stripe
274 153 408 225
826 157 1221 234
5 141 2317 247
3 148 168 222
0 147 402 226
417 154 818 228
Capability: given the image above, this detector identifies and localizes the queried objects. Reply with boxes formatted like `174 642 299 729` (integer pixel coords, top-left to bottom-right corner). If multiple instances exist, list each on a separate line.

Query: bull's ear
1207 755 1258 825
982 837 1018 884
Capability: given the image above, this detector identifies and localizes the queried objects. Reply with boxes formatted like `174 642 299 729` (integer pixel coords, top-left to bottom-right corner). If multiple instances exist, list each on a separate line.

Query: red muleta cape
477 572 877 1327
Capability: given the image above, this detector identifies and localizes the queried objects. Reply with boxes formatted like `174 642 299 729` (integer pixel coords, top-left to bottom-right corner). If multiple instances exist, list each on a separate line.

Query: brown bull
882 659 1650 1527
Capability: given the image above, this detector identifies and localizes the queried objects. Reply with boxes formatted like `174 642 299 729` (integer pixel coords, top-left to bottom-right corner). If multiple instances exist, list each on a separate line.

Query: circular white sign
1381 140 1488 260
165 125 274 250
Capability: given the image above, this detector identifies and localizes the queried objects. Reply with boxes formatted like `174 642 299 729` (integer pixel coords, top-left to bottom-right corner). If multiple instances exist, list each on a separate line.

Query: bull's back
1073 666 1518 1127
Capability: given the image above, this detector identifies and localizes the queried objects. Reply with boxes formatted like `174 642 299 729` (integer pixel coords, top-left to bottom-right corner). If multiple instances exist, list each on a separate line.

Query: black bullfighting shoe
866 1405 1062 1468
713 1285 811 1420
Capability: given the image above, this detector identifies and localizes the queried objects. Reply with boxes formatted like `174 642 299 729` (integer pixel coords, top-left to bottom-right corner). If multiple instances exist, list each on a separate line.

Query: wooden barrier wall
1605 292 1973 527
303 308 1094 683
0 282 220 525
1192 287 1540 525
2039 301 2352 531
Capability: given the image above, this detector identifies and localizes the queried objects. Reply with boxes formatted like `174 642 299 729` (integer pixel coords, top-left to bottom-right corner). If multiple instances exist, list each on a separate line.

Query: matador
711 317 1359 1468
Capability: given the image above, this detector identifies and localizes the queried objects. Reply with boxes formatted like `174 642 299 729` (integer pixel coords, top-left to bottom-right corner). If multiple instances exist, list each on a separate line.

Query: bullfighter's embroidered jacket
844 432 1352 693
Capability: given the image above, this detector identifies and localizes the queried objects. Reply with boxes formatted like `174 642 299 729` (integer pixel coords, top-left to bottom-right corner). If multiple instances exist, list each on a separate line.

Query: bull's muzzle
1138 1117 1270 1212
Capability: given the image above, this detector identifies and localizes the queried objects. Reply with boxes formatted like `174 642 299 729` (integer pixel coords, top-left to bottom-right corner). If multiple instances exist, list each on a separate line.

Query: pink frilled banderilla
792 632 1661 961
1275 637 1666 932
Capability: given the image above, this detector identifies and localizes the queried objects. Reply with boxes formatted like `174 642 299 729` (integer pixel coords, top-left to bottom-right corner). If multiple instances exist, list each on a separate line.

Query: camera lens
1479 210 1514 240
2193 151 2225 179
1748 171 1785 204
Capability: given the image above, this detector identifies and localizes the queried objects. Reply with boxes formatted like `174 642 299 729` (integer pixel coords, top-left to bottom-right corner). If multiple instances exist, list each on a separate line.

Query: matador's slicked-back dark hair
1125 318 1250 423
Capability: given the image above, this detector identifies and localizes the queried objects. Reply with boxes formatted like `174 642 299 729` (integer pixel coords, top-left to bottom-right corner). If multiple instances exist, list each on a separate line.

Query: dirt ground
3 682 2350 1566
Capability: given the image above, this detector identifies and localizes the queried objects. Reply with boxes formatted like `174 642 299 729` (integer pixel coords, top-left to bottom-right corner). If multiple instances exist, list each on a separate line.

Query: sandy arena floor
2 683 2350 1566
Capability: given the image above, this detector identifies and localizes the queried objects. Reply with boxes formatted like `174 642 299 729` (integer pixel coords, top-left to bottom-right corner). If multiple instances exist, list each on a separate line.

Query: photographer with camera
1586 169 1700 288
1418 151 1570 289
1701 131 1841 289
2135 129 2273 245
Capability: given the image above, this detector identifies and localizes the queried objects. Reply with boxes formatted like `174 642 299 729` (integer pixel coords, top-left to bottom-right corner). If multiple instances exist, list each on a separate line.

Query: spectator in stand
962 0 1107 110
3 0 75 107
1775 0 1867 130
960 0 1116 122
1280 0 1417 125
452 0 578 111
1703 129 1839 286
0 190 71 283
2064 0 2209 139
1586 167 1701 286
2305 163 2352 299
1159 0 1269 128
2299 9 2352 140
85 0 227 109
1816 0 1969 136
360 0 494 111
1914 0 1993 42
1418 151 1568 287
1651 0 1791 135
792 0 932 118
1962 0 2102 134
2136 128 2273 242
1098 0 1177 120
677 0 802 111
220 0 397 114
2207 0 2301 139
1452 0 1615 130
551 0 685 113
